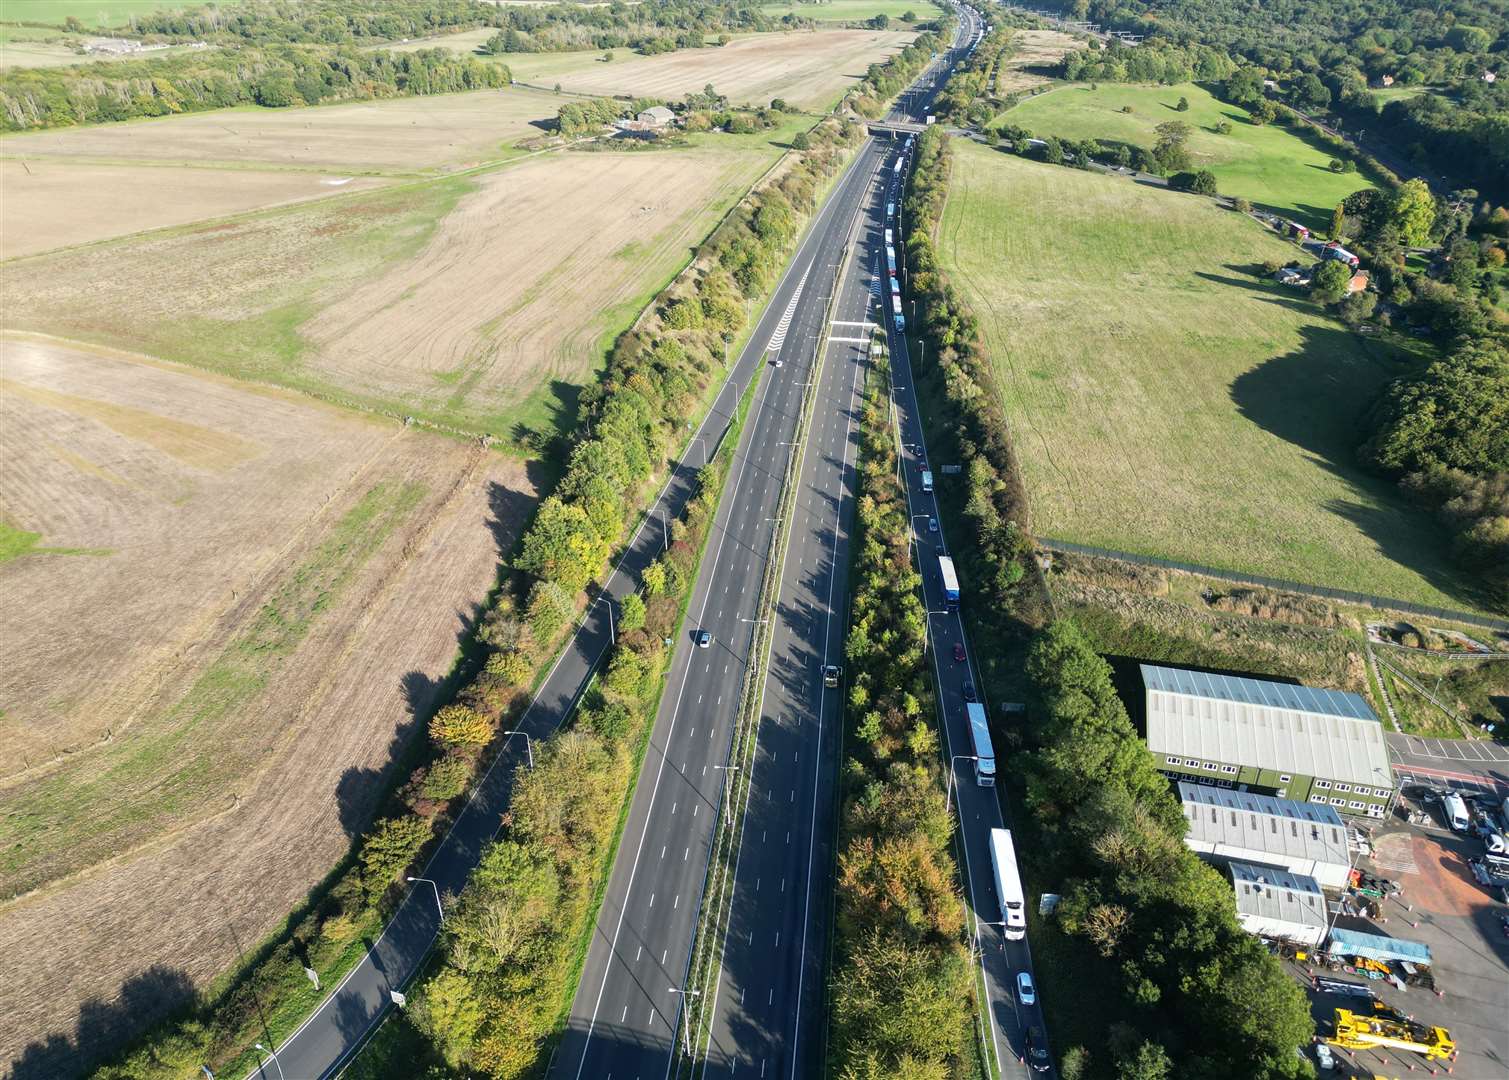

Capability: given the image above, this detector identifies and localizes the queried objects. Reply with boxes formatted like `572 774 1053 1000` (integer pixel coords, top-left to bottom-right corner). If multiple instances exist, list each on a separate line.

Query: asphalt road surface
552 10 990 1080
1388 732 1509 795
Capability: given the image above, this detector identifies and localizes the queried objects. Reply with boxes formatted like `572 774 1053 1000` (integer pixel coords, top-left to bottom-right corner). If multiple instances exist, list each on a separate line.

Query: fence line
1036 538 1509 634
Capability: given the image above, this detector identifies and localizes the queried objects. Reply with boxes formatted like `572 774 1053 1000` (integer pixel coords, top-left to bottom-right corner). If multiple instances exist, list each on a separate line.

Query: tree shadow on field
1194 270 1328 318
1228 320 1479 607
510 378 582 457
10 966 197 1080
334 676 432 839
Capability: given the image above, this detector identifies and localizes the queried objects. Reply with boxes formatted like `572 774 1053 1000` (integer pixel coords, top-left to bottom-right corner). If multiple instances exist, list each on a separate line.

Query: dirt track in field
533 29 916 110
0 338 534 1075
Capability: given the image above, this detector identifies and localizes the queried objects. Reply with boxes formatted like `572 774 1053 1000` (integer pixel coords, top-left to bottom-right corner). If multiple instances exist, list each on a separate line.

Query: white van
1443 792 1470 832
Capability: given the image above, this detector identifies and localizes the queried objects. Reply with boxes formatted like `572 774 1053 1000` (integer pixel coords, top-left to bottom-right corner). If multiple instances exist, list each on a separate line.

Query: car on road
962 681 977 703
823 664 842 688
1024 1026 1050 1072
1016 971 1036 1005
697 630 712 648
953 642 966 663
927 515 938 532
772 357 783 368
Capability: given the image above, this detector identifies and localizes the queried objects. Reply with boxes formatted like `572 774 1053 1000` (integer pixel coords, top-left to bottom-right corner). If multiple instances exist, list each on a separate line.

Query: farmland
5 142 783 443
0 335 533 1072
758 0 941 21
937 142 1480 611
992 28 1083 94
1001 81 1380 230
508 29 918 110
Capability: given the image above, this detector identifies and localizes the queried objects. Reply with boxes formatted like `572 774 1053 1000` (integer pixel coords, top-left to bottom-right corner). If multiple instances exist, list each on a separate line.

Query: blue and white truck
938 553 958 607
966 702 995 786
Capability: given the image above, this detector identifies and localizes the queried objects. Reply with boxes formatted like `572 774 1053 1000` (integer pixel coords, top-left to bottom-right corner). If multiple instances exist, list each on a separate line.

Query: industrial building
1143 664 1395 817
1230 862 1329 946
1179 782 1353 888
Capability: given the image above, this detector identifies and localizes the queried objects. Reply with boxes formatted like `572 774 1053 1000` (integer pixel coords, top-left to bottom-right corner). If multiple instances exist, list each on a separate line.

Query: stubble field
5 143 777 442
0 336 534 1073
511 29 918 110
993 28 1083 94
938 142 1480 612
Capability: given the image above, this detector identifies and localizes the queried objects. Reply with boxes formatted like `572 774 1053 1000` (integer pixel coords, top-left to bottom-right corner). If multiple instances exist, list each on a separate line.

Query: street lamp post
253 1043 285 1080
947 754 979 813
669 987 702 1057
407 876 444 923
599 597 615 644
502 730 534 769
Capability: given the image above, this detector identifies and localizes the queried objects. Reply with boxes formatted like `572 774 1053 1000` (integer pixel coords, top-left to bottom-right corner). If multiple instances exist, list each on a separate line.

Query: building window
1166 756 1180 766
1276 790 1287 798
1376 788 1392 799
1279 774 1292 783
1311 794 1328 804
1367 804 1386 818
1204 762 1220 772
1349 800 1365 810
1315 779 1331 790
1184 758 1200 768
1330 797 1346 807
1334 783 1351 793
1222 764 1238 775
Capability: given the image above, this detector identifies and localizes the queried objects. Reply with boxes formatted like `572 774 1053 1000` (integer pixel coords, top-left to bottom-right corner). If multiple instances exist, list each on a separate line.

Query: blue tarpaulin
1327 928 1431 965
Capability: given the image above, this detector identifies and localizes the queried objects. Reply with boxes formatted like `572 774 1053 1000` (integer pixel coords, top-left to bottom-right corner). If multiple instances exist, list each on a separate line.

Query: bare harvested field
0 85 561 174
6 144 778 439
1 159 388 258
524 29 917 110
995 28 1082 94
0 337 533 1074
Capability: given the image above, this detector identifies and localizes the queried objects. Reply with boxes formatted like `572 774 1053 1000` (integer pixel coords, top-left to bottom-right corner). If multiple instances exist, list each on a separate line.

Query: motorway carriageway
549 7 1036 1080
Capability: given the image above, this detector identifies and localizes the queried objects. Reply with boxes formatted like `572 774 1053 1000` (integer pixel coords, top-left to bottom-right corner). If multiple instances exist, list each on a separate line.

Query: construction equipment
1328 1008 1455 1061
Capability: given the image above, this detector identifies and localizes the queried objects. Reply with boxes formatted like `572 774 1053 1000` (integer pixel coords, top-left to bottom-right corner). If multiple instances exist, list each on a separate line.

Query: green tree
430 704 492 747
485 648 533 688
516 495 610 593
1363 343 1509 474
1175 95 1189 111
360 814 432 898
1339 289 1377 325
1330 201 1346 240
527 579 576 648
619 591 646 632
1390 178 1437 247
1118 1041 1172 1080
411 968 484 1069
1310 259 1353 303
1151 120 1191 172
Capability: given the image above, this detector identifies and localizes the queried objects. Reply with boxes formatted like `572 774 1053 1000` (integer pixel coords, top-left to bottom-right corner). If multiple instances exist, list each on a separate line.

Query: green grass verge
996 81 1380 230
937 140 1488 615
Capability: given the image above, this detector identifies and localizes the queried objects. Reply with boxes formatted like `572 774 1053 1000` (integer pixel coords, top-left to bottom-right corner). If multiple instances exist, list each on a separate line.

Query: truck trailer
989 829 1027 940
938 554 958 607
966 702 995 786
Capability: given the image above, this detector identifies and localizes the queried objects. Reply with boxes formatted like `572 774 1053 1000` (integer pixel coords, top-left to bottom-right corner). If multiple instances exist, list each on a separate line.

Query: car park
696 630 711 648
1016 971 1036 1005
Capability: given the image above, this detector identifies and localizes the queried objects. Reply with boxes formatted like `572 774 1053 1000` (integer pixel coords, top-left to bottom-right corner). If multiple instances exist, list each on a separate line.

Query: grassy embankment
999 81 1381 231
937 139 1488 615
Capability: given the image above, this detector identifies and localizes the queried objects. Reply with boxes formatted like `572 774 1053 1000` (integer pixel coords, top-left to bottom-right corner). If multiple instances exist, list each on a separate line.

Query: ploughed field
937 142 1480 612
0 336 534 1072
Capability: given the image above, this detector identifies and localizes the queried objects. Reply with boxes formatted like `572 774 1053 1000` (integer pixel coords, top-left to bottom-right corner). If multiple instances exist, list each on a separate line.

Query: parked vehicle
1443 792 1470 832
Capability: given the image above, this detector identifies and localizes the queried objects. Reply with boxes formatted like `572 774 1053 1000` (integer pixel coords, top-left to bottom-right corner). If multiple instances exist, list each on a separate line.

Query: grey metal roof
1231 861 1327 928
1180 782 1349 868
1143 664 1391 789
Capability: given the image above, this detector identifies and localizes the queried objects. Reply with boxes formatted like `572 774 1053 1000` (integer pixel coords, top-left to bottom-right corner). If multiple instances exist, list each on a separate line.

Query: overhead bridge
868 121 929 137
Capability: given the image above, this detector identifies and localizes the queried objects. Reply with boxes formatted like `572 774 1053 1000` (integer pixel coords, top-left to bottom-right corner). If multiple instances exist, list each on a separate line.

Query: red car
953 643 966 663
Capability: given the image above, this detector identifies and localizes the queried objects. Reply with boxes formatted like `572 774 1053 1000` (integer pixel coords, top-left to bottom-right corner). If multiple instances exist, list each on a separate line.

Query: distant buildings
636 105 676 127
1143 663 1395 818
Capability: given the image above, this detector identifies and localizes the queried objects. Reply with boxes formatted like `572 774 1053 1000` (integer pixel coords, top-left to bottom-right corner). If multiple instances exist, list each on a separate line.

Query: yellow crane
1328 1008 1455 1061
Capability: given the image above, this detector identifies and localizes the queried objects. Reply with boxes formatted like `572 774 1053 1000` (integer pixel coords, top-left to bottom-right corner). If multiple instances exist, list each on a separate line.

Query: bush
429 704 493 748
360 815 434 901
484 649 533 688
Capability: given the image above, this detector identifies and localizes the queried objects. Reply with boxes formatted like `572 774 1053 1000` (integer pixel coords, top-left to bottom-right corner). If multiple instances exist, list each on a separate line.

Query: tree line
1022 621 1316 1078
0 45 509 130
827 351 974 1078
476 0 790 56
843 25 951 118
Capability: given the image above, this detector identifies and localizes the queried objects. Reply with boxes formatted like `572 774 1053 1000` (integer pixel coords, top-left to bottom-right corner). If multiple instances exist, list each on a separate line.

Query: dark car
1024 1026 1051 1072
953 642 966 663
962 681 977 703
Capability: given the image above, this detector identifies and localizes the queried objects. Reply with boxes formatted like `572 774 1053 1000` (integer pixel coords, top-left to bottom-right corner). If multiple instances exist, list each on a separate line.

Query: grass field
507 29 918 111
1000 82 1380 231
938 142 1484 613
0 0 211 27
758 0 941 21
993 28 1082 94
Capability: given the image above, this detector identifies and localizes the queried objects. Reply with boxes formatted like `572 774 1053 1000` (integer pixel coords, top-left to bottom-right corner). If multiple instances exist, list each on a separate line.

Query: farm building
1346 271 1369 294
1142 664 1395 818
1230 862 1328 946
637 105 676 127
1179 782 1352 887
